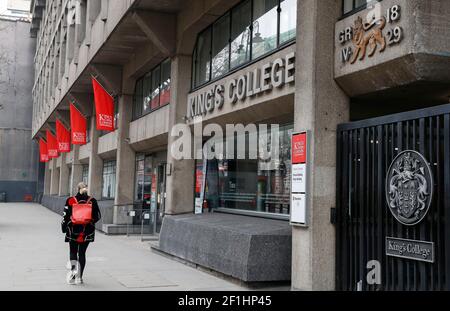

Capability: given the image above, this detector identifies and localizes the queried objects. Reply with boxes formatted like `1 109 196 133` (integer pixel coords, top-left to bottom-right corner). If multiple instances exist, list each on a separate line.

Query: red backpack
70 197 93 225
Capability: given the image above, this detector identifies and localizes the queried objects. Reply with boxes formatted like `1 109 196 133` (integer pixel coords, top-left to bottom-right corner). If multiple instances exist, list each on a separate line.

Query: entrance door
336 104 450 291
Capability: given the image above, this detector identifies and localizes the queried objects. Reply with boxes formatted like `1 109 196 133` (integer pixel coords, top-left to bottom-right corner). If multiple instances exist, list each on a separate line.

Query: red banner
292 132 307 164
92 77 115 131
56 119 71 152
39 139 49 162
70 103 87 145
46 130 59 158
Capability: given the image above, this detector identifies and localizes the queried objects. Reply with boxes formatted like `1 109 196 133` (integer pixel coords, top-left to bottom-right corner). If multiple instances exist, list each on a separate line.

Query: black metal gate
336 104 450 291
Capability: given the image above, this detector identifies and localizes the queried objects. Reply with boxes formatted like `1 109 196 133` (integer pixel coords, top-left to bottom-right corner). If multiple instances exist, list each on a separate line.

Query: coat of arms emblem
386 150 433 226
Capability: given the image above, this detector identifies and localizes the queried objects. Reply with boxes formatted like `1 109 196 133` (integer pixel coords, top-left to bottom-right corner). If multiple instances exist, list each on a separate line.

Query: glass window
191 0 297 89
197 124 293 216
279 0 296 44
142 72 152 114
252 0 278 59
81 165 89 185
151 66 161 110
102 160 116 199
194 28 212 87
134 155 153 204
212 13 230 79
230 0 251 69
160 59 171 106
132 59 171 119
135 155 145 201
133 78 143 119
343 0 371 15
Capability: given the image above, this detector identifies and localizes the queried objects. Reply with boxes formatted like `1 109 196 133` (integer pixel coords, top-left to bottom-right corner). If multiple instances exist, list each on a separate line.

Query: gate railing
115 203 158 241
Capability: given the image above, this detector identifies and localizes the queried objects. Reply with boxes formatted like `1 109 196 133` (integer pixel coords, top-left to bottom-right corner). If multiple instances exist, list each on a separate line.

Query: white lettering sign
187 52 295 119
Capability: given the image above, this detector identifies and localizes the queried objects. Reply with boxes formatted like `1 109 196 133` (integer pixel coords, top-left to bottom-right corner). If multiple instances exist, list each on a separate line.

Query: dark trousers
69 241 90 278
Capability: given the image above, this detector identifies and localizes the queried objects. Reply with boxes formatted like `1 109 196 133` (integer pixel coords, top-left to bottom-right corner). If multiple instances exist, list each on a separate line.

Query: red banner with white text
39 139 49 162
70 103 87 145
56 119 71 152
92 77 115 131
46 130 59 158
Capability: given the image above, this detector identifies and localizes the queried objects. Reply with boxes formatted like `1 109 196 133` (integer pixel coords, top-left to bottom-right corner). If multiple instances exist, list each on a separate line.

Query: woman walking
61 182 101 285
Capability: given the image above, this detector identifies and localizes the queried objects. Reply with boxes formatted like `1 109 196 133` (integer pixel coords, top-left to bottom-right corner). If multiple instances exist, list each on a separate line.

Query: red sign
70 103 87 145
39 139 49 162
56 119 71 152
195 169 203 194
92 77 115 131
46 130 59 158
292 132 307 164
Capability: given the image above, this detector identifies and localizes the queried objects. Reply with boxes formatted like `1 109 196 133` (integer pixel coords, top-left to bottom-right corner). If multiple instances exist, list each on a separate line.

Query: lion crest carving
350 15 386 64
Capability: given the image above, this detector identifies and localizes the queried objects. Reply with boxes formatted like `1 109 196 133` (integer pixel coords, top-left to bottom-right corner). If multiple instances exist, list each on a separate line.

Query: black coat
61 193 101 243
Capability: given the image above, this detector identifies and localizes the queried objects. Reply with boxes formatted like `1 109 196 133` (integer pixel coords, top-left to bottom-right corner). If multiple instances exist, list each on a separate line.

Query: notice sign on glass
291 131 309 226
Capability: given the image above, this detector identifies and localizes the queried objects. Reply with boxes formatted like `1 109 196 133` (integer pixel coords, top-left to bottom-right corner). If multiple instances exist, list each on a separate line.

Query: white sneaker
66 270 77 285
66 261 72 270
75 277 84 285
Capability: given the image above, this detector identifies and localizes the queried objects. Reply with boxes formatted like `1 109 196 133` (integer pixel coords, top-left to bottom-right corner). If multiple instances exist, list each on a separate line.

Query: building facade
0 0 39 202
31 0 450 290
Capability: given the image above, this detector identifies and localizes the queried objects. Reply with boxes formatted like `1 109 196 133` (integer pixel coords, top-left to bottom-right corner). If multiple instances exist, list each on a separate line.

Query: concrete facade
30 0 450 290
0 17 39 202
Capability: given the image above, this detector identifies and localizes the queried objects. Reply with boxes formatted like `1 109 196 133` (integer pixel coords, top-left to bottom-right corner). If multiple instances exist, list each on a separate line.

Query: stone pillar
88 106 103 199
165 55 195 215
291 0 350 291
113 94 135 224
44 161 51 195
58 153 70 196
71 145 83 195
49 159 60 195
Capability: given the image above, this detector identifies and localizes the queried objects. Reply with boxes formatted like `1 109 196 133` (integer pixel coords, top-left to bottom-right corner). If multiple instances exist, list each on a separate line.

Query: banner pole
91 74 115 98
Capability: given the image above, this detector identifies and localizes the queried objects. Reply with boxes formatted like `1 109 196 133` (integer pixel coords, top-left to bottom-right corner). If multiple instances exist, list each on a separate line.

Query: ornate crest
386 151 433 226
350 15 386 64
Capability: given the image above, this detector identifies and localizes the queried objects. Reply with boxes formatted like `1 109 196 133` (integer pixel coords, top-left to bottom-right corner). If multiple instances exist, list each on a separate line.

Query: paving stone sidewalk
0 203 251 291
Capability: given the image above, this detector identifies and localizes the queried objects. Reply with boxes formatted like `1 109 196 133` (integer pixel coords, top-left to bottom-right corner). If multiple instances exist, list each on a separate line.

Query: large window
192 0 297 89
343 0 372 15
102 160 116 199
195 124 293 217
82 164 89 185
132 59 171 120
134 154 152 203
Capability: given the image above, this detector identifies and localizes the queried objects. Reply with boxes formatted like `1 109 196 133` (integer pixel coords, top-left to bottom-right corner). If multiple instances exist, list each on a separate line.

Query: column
165 55 195 215
71 145 83 195
88 106 103 199
58 153 70 196
49 159 59 195
291 0 350 290
113 94 135 224
44 161 51 195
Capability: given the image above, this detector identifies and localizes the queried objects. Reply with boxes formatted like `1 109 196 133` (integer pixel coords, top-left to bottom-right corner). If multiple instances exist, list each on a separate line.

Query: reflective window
194 28 212 87
230 0 251 69
151 66 161 110
191 0 296 89
81 164 89 185
212 13 230 79
134 155 152 203
252 0 278 59
160 59 171 106
102 160 116 199
343 0 371 15
279 0 297 44
132 59 171 120
195 124 293 216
